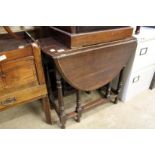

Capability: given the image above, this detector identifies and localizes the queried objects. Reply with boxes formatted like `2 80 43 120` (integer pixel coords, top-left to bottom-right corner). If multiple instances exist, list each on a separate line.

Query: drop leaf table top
40 37 137 91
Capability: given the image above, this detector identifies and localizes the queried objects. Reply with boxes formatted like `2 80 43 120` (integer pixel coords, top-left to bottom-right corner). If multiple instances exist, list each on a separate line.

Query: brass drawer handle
0 97 16 106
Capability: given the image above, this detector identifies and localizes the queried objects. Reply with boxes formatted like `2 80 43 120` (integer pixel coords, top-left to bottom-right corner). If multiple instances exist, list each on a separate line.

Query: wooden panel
75 26 126 33
71 27 133 48
50 26 133 48
0 85 47 111
55 38 137 91
1 56 38 89
0 45 33 61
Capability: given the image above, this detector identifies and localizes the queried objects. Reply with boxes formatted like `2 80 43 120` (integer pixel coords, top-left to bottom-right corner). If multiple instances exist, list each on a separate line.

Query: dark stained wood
106 83 111 99
55 26 128 33
82 98 108 112
66 111 77 119
49 26 133 48
114 67 124 104
40 27 137 128
54 38 137 91
56 70 66 128
75 90 82 122
66 98 109 119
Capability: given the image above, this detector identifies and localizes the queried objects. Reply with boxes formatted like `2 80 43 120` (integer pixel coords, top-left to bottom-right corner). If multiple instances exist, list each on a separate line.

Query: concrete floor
0 89 155 129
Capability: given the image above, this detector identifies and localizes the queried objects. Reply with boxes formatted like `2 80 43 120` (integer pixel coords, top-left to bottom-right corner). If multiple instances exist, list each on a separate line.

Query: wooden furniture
0 38 52 124
49 26 133 48
112 27 155 102
39 26 137 128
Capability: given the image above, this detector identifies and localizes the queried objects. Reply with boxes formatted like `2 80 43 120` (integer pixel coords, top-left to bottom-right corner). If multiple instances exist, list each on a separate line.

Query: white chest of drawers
112 27 155 102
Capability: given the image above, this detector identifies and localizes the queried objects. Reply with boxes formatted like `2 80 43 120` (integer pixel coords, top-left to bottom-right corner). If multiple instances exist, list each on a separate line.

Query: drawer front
132 40 155 72
120 65 155 102
0 85 47 110
1 56 38 89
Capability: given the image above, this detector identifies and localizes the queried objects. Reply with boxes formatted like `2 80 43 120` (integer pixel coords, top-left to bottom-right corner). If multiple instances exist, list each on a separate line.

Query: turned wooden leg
105 83 111 100
56 71 66 129
42 96 52 124
114 67 124 104
75 90 82 122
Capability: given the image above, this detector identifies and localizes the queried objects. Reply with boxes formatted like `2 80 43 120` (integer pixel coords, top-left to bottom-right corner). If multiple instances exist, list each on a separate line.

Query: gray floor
0 89 155 129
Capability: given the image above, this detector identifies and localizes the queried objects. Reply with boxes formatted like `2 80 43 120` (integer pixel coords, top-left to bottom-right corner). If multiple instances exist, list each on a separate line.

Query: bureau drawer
0 85 47 111
1 56 38 89
132 40 155 72
120 65 155 102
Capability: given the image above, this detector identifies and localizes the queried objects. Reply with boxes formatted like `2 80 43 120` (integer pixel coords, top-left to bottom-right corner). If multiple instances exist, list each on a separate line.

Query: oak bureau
0 32 52 125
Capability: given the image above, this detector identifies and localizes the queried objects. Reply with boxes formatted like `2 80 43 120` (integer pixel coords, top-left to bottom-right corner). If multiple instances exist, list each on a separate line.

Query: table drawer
132 40 155 72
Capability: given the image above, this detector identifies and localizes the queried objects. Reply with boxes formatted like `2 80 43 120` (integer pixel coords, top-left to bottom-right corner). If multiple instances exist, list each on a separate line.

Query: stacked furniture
0 26 139 128
0 33 52 124
112 27 155 102
39 26 137 128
